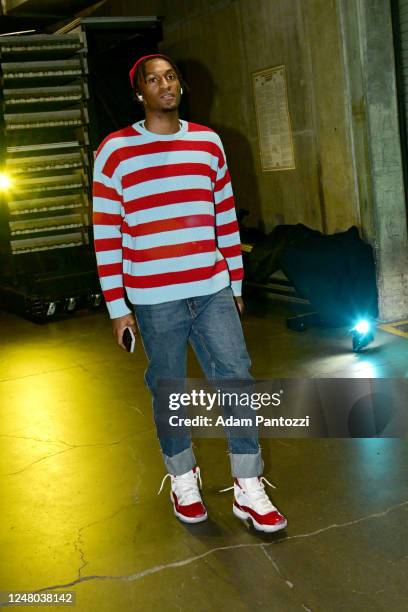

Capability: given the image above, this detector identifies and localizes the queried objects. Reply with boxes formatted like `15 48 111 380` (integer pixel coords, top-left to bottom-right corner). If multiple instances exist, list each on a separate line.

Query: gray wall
338 0 408 320
101 0 408 320
103 0 360 233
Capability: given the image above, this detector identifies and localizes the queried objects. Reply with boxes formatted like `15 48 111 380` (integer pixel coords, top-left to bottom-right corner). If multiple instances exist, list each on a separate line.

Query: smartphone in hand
122 327 136 353
234 298 243 319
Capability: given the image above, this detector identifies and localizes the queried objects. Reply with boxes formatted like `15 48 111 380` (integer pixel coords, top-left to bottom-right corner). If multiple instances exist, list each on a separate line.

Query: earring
137 95 143 101
180 87 183 95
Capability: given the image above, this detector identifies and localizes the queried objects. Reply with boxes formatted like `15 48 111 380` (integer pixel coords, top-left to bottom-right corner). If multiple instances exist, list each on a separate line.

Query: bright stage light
0 172 13 191
353 319 370 335
351 319 374 352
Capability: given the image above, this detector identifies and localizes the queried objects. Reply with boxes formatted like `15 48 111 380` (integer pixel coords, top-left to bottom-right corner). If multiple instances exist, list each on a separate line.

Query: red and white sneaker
157 466 208 524
220 476 287 533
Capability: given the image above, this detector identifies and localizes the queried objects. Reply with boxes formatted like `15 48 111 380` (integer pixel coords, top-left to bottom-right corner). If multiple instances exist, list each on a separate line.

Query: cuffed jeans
133 286 264 478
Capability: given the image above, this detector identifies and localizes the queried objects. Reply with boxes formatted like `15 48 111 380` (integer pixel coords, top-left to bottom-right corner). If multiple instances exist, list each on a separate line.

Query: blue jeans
133 286 263 477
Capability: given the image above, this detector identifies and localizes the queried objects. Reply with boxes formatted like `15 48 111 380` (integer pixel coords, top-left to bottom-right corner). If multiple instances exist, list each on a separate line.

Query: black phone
122 327 135 353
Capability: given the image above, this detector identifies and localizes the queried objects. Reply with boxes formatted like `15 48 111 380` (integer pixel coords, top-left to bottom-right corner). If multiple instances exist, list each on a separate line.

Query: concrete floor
1 296 407 611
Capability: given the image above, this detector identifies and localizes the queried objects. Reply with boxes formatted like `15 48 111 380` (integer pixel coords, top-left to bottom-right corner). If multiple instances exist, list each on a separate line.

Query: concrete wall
102 0 408 320
102 0 360 234
338 0 408 320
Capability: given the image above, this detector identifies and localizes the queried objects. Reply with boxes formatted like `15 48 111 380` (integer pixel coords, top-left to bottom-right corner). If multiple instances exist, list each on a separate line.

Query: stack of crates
0 33 101 321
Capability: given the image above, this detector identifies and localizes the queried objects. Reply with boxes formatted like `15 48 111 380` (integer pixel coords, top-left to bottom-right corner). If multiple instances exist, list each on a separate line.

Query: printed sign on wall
252 65 295 171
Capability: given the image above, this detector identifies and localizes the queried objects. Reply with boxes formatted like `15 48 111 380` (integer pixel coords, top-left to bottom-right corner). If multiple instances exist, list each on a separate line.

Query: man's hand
112 313 138 350
234 296 244 318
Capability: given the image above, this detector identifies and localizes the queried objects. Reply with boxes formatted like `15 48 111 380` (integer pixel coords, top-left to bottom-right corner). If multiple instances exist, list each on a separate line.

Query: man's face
139 58 181 112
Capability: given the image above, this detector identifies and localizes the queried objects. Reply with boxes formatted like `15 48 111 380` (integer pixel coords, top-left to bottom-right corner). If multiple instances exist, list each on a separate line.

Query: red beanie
129 53 173 89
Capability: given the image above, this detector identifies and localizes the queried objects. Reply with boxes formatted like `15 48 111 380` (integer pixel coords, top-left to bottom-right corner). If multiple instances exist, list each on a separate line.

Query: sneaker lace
157 467 203 506
219 476 277 513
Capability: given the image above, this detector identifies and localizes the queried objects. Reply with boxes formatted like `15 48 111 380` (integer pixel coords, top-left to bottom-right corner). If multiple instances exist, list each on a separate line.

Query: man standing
92 53 287 533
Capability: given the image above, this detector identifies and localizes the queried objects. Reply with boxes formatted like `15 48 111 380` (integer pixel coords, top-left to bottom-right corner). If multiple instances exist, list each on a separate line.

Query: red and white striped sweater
92 119 244 319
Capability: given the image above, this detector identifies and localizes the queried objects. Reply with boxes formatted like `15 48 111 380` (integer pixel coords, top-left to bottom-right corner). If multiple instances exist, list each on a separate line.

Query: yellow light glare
0 172 13 191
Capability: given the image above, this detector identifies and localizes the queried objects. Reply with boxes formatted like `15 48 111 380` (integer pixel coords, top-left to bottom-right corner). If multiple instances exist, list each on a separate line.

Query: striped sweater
92 119 244 319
